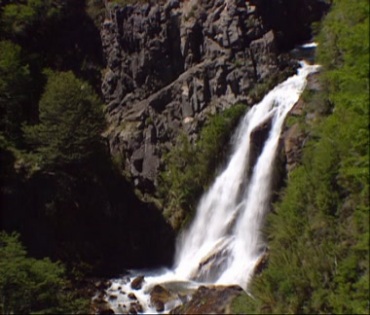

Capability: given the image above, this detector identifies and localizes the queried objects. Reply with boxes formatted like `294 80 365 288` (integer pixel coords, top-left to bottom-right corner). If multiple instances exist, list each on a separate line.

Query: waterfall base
92 274 244 314
92 59 320 314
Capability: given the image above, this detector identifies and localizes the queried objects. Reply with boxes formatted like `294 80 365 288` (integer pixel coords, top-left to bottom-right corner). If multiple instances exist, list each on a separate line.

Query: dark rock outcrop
150 285 174 312
169 285 243 314
249 115 273 177
253 0 330 51
92 293 115 315
130 275 145 290
129 301 143 314
101 0 328 193
128 292 137 300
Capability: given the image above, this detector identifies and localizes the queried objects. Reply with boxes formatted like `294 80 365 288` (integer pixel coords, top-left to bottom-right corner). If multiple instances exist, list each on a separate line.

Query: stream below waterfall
94 54 320 314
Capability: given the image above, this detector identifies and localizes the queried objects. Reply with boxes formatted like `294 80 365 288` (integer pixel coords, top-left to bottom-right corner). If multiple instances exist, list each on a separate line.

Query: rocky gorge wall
100 0 329 196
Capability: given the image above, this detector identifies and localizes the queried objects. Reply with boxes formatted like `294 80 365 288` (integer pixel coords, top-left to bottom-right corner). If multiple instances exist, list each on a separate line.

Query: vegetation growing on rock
1 0 367 313
0 0 175 311
159 104 247 230
231 0 369 313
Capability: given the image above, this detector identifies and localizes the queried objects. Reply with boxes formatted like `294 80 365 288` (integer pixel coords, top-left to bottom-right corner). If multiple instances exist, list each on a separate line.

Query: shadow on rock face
1 149 175 278
255 0 331 51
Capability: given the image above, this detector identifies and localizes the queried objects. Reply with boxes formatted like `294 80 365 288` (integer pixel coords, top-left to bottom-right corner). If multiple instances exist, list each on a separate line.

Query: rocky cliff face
100 0 328 194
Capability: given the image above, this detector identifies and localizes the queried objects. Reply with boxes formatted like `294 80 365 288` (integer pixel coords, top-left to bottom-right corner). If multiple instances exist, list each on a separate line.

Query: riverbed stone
131 275 145 290
169 285 243 314
150 284 173 312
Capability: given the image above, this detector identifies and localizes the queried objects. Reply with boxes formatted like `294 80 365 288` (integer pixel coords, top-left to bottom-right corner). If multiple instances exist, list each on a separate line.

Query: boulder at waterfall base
131 275 145 290
170 285 243 314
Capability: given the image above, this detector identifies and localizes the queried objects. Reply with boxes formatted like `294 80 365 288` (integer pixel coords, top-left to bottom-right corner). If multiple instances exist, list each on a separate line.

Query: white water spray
175 61 320 289
102 61 320 313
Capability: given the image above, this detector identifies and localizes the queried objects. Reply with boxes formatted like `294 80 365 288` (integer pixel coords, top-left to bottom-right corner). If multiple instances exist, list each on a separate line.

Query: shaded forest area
0 0 368 313
0 1 174 313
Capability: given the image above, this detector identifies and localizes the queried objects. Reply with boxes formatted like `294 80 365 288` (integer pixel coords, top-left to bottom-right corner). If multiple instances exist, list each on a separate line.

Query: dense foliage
0 40 32 142
1 0 368 313
159 104 247 230
0 0 174 312
24 71 105 168
0 232 88 314
232 0 369 313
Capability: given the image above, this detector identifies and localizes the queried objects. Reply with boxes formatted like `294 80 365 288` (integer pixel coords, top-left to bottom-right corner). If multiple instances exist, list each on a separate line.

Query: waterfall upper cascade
101 61 320 314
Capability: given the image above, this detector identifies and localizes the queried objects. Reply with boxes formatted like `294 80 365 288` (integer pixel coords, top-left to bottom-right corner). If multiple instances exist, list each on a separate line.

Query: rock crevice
101 0 328 192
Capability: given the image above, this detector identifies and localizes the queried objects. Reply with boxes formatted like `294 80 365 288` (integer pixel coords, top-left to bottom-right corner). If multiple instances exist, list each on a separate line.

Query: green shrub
0 232 89 314
233 0 369 313
0 40 31 143
159 104 247 230
24 71 105 169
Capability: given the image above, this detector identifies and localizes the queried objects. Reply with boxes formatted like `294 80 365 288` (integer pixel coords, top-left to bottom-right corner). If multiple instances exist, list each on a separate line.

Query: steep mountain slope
100 0 329 227
232 0 369 313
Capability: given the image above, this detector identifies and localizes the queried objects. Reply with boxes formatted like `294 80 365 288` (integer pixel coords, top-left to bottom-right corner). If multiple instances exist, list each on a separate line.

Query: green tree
1 0 64 38
0 232 88 314
232 0 369 313
0 40 31 143
24 71 105 170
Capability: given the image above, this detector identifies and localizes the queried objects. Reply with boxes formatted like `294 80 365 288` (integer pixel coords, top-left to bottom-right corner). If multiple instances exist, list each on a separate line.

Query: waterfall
174 61 320 289
100 60 320 313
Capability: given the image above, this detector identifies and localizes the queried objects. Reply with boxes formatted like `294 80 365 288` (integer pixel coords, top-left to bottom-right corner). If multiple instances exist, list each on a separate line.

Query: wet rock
249 116 273 177
169 285 243 314
254 250 269 276
150 284 173 312
128 293 137 300
94 280 112 291
129 302 143 314
109 294 118 300
131 275 145 290
98 307 115 315
92 292 106 305
92 293 115 315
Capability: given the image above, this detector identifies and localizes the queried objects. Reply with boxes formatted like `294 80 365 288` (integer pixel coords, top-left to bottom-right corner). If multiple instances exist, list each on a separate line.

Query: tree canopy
232 0 369 313
0 232 88 314
0 40 31 142
25 71 105 169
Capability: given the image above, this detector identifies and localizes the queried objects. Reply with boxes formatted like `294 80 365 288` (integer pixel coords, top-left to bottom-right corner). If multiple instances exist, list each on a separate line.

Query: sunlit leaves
235 0 369 313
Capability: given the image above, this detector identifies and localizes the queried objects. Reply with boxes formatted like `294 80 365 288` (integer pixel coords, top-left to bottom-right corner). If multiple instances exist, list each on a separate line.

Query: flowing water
101 60 320 314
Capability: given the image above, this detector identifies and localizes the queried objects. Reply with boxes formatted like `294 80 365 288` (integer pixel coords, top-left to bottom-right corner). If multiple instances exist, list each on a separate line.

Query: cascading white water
175 61 320 289
102 60 320 313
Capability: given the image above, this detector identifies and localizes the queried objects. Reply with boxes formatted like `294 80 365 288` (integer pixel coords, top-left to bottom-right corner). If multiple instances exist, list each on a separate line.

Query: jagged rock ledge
100 0 328 193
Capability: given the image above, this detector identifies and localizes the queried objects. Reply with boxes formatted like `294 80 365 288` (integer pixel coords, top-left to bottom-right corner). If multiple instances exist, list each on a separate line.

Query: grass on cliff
231 0 369 313
159 104 247 230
